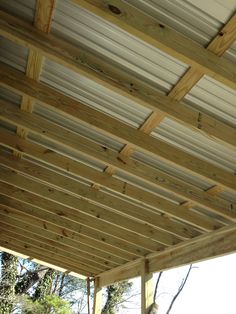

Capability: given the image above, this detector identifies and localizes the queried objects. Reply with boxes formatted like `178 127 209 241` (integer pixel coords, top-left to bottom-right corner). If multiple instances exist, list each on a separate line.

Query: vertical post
93 278 102 314
141 260 154 314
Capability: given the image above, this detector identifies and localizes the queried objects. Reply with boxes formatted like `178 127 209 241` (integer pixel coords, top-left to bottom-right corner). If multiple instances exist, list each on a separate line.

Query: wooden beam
97 223 236 286
0 234 92 276
0 217 118 269
0 203 133 262
0 159 180 249
0 13 236 149
0 131 204 239
73 1 236 91
0 182 163 254
93 278 102 314
141 261 154 314
1 68 236 191
1 102 235 221
0 224 106 273
16 0 56 156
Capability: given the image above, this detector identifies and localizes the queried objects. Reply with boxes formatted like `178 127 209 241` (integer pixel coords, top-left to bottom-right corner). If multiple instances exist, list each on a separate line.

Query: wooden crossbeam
1 100 235 221
1 68 236 194
0 180 164 253
0 130 206 237
0 232 94 276
0 13 236 149
98 223 236 287
0 203 132 262
0 214 120 269
74 1 236 91
0 159 183 249
15 0 56 157
0 223 105 273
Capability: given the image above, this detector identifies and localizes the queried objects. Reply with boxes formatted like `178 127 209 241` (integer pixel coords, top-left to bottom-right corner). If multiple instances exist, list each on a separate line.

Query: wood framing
0 12 236 149
97 223 236 287
0 1 236 312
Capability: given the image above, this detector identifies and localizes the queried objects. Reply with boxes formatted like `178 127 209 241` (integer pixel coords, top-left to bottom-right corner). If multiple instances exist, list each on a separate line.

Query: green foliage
17 294 72 314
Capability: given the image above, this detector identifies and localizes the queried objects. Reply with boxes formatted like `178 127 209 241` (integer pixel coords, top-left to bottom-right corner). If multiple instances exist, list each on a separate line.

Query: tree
0 252 18 314
102 281 133 314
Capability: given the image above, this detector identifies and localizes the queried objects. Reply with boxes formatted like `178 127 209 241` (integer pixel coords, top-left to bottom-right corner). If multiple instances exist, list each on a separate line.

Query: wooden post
141 260 154 314
93 278 102 314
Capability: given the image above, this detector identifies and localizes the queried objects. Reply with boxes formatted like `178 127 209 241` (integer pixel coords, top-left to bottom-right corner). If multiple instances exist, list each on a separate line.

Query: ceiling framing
0 0 236 300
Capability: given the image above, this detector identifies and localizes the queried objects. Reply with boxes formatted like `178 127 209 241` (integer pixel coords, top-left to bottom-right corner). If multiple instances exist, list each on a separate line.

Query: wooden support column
141 261 154 314
93 278 102 314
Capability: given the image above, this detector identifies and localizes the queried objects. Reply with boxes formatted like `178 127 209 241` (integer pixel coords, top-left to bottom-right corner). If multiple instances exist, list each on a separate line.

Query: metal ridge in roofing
52 0 188 93
153 117 236 173
127 0 236 44
40 58 151 128
0 0 36 22
0 37 28 73
185 75 236 127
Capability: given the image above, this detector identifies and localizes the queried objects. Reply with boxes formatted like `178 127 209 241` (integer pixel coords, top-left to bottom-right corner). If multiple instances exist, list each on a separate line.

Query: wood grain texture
74 1 236 90
0 129 220 232
0 13 236 149
1 68 236 192
1 102 235 220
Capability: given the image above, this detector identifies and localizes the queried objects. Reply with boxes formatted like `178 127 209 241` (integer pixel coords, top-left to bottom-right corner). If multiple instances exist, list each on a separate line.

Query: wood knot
108 4 121 15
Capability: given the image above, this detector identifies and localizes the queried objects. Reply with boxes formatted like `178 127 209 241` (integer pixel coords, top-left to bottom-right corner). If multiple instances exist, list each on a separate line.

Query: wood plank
0 14 236 149
0 234 93 276
0 131 203 238
0 203 133 262
0 216 119 269
0 181 163 253
0 185 160 257
141 261 154 314
1 76 236 193
0 161 180 248
97 223 236 286
73 1 236 90
1 102 235 221
16 0 56 156
93 278 102 314
168 11 236 102
0 224 106 273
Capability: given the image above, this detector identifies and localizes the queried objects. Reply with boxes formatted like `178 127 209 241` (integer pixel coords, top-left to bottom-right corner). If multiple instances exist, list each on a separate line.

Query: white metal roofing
0 1 236 205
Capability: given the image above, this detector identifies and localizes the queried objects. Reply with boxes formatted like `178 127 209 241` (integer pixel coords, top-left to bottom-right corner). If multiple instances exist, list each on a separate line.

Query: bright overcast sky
120 252 236 314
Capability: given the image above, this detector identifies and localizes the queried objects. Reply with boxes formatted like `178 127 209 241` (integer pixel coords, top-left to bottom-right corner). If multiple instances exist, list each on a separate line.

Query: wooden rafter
16 0 56 157
98 223 236 287
1 66 236 193
73 0 236 90
0 130 221 232
0 12 236 149
1 101 235 221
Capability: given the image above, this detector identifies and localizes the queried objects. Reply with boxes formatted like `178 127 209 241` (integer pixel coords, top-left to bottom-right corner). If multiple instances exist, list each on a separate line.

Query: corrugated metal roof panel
152 117 236 173
0 86 21 106
0 36 28 73
128 0 236 45
185 75 236 127
113 170 185 204
40 59 151 128
0 0 36 22
132 149 213 190
33 100 124 152
52 0 188 93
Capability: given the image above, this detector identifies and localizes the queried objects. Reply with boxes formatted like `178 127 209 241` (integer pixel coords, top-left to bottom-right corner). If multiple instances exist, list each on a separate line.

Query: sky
119 252 236 314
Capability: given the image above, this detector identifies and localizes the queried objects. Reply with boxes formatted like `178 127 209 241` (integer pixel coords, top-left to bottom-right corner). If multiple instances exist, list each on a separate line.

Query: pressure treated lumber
141 261 154 314
0 130 206 238
74 1 236 91
0 13 236 149
0 211 122 267
1 102 235 221
0 203 133 262
0 192 147 258
98 223 236 286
